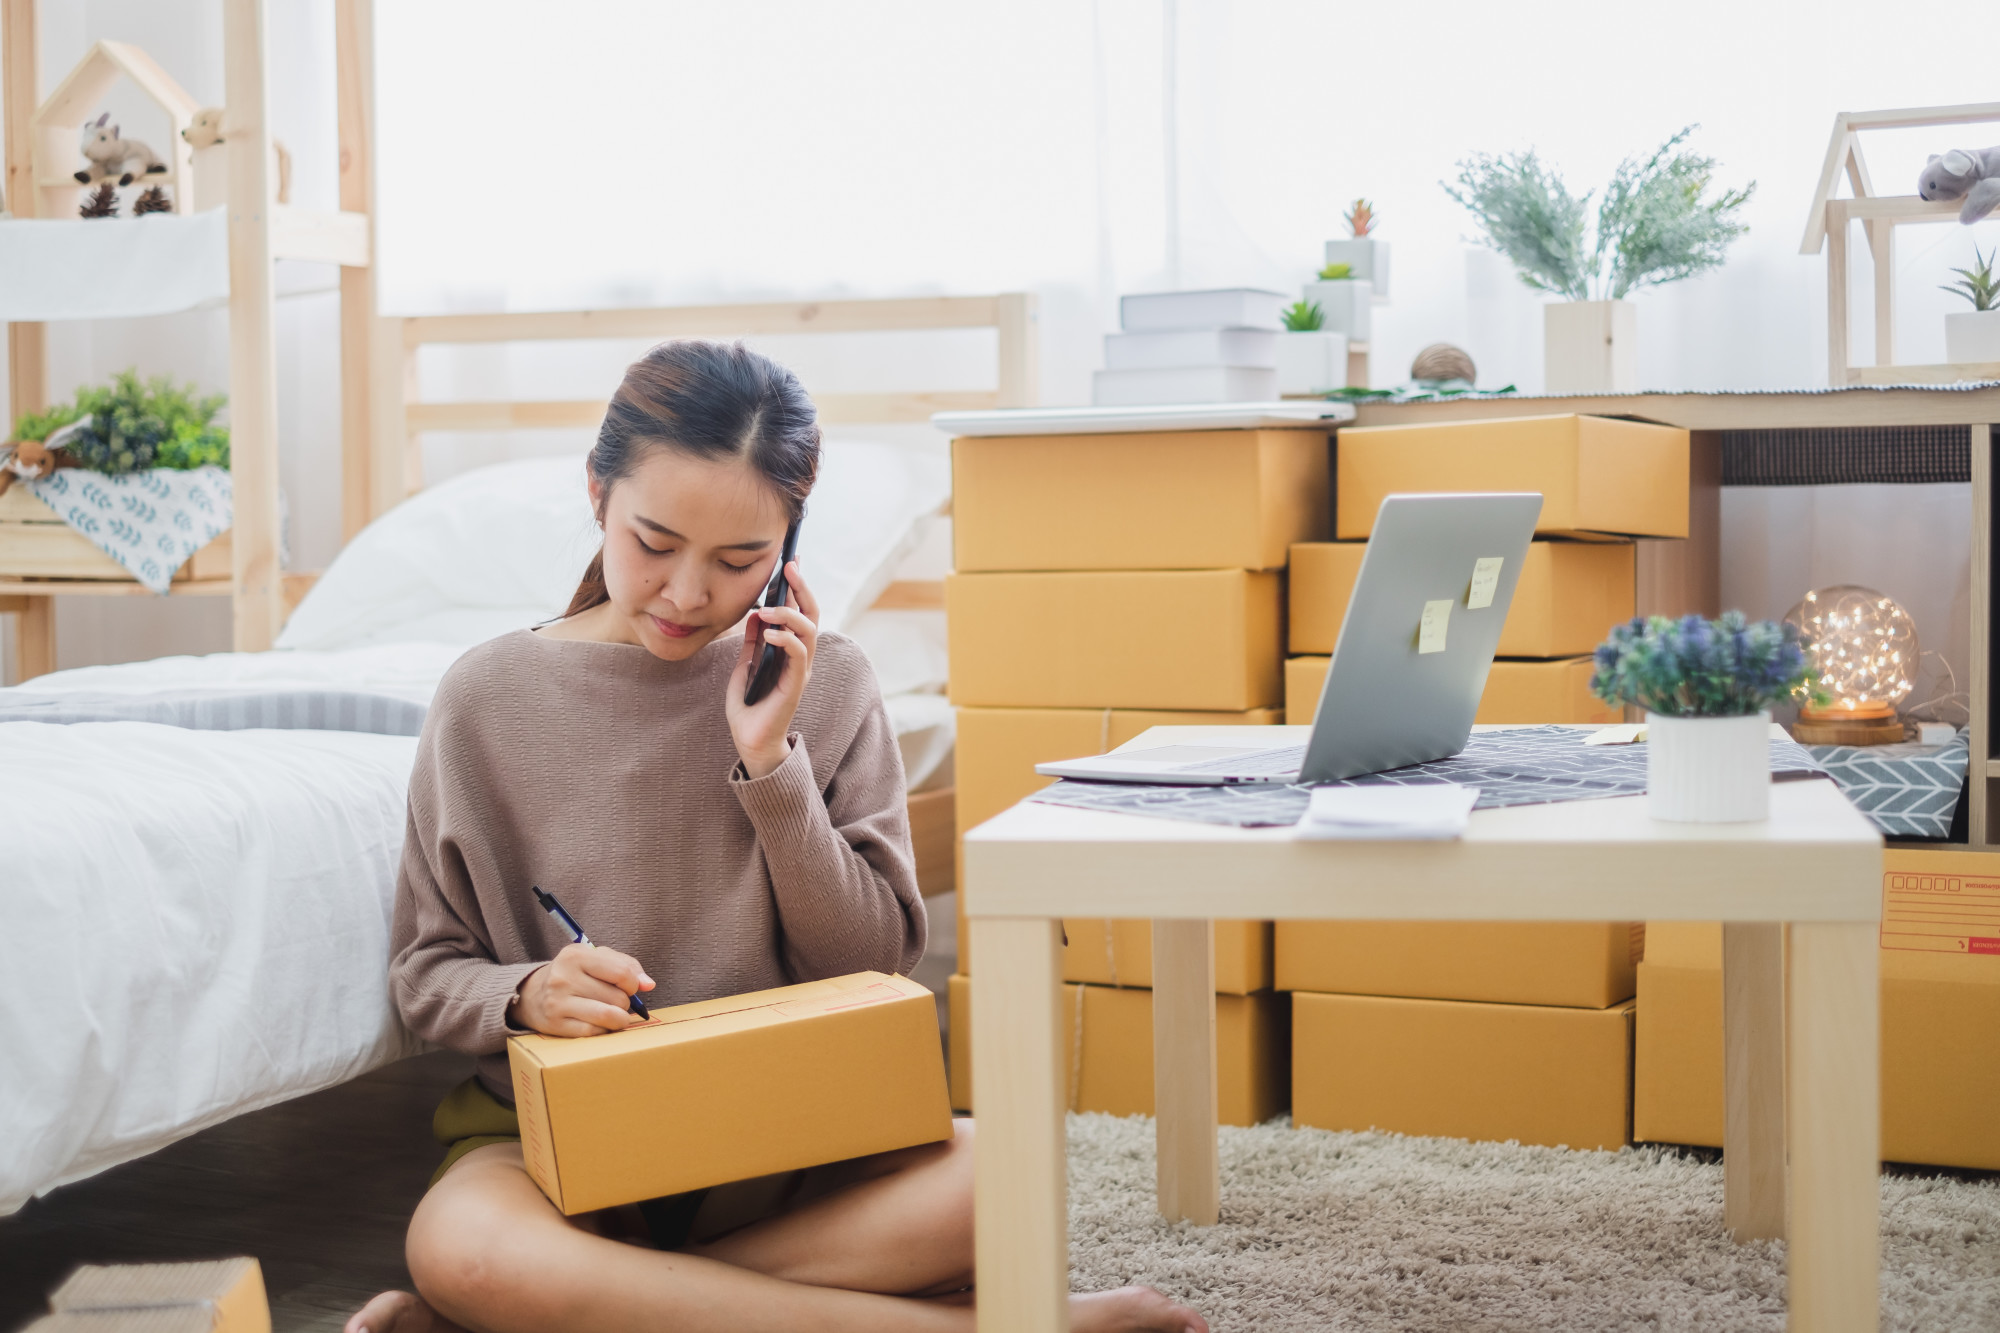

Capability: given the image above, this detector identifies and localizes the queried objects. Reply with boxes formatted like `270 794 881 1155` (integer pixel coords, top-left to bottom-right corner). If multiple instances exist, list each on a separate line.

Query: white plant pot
1275 330 1350 394
1646 711 1770 823
1945 309 2000 366
1544 299 1637 394
1323 238 1390 302
1303 279 1372 341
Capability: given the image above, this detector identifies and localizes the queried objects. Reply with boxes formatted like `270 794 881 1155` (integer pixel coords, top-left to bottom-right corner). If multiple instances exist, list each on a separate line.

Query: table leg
1151 917 1217 1225
1786 922 1880 1332
970 916 1069 1333
1723 921 1785 1241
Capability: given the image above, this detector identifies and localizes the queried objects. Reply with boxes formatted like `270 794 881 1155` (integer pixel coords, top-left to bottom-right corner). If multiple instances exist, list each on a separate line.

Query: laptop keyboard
1177 744 1308 776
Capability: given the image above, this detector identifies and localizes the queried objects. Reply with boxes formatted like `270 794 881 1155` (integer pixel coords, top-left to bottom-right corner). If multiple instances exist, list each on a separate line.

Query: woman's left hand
726 559 819 779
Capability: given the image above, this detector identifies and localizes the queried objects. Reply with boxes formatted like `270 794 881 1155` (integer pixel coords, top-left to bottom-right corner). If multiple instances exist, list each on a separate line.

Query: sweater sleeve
730 660 926 980
388 711 543 1056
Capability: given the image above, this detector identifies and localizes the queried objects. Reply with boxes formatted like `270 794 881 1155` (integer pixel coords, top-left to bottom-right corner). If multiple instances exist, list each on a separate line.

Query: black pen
532 886 649 1019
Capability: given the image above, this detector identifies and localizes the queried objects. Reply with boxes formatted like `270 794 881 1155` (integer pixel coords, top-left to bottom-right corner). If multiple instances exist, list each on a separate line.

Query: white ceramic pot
1275 330 1350 394
1323 238 1390 302
1302 279 1372 341
1544 299 1637 394
1945 309 2000 366
1646 711 1770 823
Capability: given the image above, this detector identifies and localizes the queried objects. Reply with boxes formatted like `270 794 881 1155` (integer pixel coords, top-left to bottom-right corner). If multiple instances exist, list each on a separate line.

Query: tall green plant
1445 126 1753 302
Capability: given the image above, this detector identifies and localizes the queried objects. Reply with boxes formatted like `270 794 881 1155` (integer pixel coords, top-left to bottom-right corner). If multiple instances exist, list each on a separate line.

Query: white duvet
0 722 424 1213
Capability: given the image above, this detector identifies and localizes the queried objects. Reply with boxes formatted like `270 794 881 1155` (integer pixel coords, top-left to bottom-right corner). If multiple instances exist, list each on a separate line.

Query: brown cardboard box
1062 919 1272 994
1276 921 1642 1008
1285 654 1619 726
947 569 1283 710
509 973 953 1214
1634 851 2000 1168
1293 990 1634 1150
952 430 1330 572
952 704 1281 970
1288 539 1635 658
947 974 1288 1125
31 1259 269 1333
1334 413 1689 540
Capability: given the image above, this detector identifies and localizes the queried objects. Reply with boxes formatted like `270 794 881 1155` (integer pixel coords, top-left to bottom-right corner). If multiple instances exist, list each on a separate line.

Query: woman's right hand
507 943 654 1037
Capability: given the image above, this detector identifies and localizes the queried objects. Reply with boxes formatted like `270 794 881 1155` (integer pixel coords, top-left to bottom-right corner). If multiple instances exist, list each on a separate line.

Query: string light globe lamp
1783 584 1916 745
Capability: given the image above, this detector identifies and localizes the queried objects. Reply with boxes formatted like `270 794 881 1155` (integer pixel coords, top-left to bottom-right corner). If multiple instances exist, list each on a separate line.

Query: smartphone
743 514 803 706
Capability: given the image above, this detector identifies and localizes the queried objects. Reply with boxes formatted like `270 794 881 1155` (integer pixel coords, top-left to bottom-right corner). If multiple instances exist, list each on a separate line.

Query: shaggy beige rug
1065 1114 2000 1331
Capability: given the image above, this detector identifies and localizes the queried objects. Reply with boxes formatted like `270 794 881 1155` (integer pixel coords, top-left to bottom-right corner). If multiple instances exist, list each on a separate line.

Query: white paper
1418 599 1452 654
1295 782 1480 840
1468 556 1504 610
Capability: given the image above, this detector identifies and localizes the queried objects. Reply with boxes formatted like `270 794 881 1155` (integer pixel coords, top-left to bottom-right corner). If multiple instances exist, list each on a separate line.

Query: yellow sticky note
1467 557 1504 610
1418 599 1452 654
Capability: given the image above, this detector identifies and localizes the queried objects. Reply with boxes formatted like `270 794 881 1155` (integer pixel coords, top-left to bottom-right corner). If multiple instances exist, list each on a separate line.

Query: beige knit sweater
388 628 925 1099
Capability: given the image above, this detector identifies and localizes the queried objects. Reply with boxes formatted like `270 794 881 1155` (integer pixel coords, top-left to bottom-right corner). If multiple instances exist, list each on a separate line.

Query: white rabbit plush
72 112 168 187
182 107 292 210
1917 147 2000 225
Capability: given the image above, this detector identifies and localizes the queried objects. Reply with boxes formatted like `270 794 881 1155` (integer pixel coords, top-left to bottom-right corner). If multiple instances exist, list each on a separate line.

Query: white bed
0 444 951 1214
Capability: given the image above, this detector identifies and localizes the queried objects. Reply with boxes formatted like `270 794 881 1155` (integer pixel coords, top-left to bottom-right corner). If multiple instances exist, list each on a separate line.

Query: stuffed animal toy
0 419 87 498
182 108 292 206
72 113 168 187
1917 147 2000 225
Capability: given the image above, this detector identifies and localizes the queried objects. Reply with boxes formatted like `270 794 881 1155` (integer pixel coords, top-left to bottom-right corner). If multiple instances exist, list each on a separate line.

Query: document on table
1294 782 1480 840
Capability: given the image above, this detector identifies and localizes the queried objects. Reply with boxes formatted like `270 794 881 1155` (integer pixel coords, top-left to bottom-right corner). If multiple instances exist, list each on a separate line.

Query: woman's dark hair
566 340 820 616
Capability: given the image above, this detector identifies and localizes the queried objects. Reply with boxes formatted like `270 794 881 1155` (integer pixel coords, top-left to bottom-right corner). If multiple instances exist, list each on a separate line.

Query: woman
349 341 1208 1333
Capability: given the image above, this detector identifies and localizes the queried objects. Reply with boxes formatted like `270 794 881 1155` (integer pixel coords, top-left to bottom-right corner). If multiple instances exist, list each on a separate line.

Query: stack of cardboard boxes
1282 414 1688 726
1638 849 2000 1169
942 424 1332 1124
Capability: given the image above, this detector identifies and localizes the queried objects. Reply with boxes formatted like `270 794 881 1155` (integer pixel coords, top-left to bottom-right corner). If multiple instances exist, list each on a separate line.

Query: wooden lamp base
1791 703 1904 747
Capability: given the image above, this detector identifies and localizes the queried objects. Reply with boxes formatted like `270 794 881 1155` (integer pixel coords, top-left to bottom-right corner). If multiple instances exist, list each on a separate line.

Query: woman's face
589 448 791 661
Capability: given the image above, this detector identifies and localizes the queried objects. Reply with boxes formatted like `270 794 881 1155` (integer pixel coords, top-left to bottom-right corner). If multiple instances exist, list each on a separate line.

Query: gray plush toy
1917 147 2000 224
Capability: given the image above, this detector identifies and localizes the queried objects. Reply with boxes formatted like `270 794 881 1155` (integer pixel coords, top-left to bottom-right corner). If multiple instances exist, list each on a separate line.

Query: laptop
1034 492 1544 786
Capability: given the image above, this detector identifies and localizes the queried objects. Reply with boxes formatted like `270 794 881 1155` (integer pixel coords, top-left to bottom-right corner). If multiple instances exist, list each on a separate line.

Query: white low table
964 725 1884 1333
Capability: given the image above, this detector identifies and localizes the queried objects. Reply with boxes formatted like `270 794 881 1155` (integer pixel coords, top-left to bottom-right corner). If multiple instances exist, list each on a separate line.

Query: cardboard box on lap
952 430 1330 572
1334 413 1689 540
947 974 1287 1125
509 973 953 1215
1293 990 1634 1150
1276 921 1642 1009
947 569 1282 710
1288 540 1635 659
27 1260 270 1333
1285 654 1619 726
1635 851 2000 1168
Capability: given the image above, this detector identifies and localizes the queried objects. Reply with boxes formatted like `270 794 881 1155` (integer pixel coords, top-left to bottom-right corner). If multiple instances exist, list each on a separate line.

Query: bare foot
1070 1285 1211 1333
344 1290 467 1333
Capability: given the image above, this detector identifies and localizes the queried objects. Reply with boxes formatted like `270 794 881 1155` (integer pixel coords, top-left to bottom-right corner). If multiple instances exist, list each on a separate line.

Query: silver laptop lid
1300 492 1543 783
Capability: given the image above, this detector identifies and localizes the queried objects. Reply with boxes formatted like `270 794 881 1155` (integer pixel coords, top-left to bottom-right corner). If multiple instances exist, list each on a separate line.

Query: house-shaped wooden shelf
31 40 199 217
1801 101 2000 386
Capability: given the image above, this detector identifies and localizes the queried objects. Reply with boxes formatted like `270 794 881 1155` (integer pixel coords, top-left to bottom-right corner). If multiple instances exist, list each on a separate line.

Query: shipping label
1880 869 2000 955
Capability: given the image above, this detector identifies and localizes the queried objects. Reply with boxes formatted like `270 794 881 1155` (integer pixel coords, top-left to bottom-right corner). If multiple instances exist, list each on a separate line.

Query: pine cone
132 186 172 215
79 183 119 218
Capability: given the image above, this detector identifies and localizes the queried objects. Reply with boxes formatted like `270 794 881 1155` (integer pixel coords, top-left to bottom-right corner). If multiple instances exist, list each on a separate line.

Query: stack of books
1092 288 1285 406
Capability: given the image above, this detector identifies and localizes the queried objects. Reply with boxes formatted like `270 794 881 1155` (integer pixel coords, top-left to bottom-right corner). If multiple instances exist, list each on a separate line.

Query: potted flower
1590 612 1818 823
1322 198 1389 302
1275 299 1349 394
1445 126 1753 394
1942 245 2000 366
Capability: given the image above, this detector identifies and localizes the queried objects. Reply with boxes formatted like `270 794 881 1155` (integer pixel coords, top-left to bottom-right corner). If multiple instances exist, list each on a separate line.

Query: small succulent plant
1591 611 1822 717
1345 198 1375 238
1942 245 1998 313
1281 300 1325 332
1316 262 1352 281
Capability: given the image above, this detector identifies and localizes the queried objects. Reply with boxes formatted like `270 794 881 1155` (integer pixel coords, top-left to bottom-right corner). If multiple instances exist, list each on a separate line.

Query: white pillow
279 442 949 652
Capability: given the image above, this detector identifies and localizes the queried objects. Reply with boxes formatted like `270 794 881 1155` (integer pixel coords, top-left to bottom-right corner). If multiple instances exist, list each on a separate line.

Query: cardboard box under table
952 704 1280 981
1284 653 1619 726
1635 851 2000 1169
951 429 1330 572
946 974 1287 1124
1288 539 1635 660
1276 921 1642 1009
946 569 1282 711
1334 413 1689 540
508 972 953 1215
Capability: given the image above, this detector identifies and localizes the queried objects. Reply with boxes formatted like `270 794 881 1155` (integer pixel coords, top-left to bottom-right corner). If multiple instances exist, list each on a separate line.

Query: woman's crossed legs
347 1121 1207 1333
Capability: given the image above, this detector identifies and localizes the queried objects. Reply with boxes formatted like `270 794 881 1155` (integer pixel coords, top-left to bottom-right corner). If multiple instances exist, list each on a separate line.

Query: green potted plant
1445 127 1752 394
1942 244 2000 366
1590 612 1817 822
1321 198 1389 301
1275 300 1348 394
